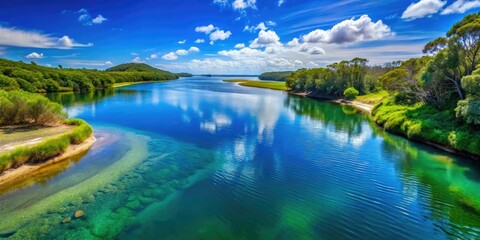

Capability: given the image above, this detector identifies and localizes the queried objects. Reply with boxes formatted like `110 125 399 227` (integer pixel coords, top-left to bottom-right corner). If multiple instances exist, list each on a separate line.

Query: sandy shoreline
290 92 374 112
0 135 96 188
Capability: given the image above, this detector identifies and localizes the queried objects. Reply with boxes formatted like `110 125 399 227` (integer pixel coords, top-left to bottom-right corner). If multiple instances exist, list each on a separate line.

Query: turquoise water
1 77 480 239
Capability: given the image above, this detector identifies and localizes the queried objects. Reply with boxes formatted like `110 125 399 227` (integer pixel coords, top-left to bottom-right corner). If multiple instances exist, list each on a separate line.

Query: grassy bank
113 80 167 88
0 119 93 173
372 98 480 157
223 79 288 91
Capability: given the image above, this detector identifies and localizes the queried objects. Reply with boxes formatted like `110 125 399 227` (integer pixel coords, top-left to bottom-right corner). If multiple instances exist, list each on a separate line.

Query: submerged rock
62 217 71 224
74 210 85 219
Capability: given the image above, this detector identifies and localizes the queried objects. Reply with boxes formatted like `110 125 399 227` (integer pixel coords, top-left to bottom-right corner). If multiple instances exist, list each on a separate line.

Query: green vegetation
176 72 193 77
0 119 93 173
284 13 480 158
224 79 288 91
0 90 66 126
259 71 293 81
343 87 359 101
0 59 177 93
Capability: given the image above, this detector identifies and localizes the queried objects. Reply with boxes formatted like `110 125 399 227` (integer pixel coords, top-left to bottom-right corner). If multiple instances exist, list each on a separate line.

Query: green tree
343 87 359 101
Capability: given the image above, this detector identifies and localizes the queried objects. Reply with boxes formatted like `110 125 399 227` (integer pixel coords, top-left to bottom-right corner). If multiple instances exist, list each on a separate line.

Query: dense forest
259 71 293 81
0 60 178 93
286 13 480 157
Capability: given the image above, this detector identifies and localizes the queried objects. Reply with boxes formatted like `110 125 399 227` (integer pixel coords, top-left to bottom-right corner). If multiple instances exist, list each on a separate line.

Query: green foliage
373 98 480 156
286 58 379 97
175 72 193 77
0 59 178 93
456 99 480 125
0 90 66 126
343 87 359 101
259 71 293 81
0 119 93 173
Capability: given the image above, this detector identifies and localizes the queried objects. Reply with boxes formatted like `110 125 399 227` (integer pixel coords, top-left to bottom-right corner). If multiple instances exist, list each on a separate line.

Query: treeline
286 58 398 97
0 90 66 126
0 59 178 93
286 13 480 157
259 71 293 81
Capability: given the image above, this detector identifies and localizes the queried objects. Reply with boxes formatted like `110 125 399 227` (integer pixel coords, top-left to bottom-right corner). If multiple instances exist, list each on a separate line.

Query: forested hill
0 59 178 93
106 63 170 74
259 71 293 81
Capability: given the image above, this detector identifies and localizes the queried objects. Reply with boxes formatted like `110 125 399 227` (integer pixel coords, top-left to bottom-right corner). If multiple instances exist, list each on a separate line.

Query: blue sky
0 0 479 74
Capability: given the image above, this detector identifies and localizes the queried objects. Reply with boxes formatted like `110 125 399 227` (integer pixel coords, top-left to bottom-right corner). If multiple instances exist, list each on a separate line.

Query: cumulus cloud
302 15 393 44
401 0 446 20
0 27 93 49
441 0 480 14
92 15 107 24
26 52 44 59
195 24 216 34
105 61 113 66
250 30 281 48
176 49 189 55
77 9 107 25
234 43 246 48
131 57 143 63
162 52 178 60
309 47 325 55
189 46 200 53
209 29 232 44
150 54 158 59
243 21 276 32
196 24 232 45
178 39 186 44
278 0 285 6
195 39 205 43
213 0 256 12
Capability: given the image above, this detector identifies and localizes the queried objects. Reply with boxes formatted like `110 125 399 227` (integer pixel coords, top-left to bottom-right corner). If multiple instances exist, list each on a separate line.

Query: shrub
343 87 359 101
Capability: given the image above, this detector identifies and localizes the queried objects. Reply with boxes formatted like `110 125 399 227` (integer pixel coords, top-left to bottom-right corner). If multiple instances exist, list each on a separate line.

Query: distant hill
0 59 178 93
106 63 170 74
176 72 193 77
259 71 293 81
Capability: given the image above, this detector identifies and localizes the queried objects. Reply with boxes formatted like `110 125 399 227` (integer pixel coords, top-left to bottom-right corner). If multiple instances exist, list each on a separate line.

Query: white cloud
131 56 142 63
250 30 281 48
234 43 246 48
213 0 229 6
46 64 52 67
0 27 93 49
195 24 216 34
105 61 113 66
232 0 257 10
92 15 107 24
63 59 116 67
162 52 178 60
178 39 187 44
26 52 44 59
401 0 446 20
176 49 189 55
150 54 158 59
441 0 480 14
209 29 232 43
302 15 393 44
77 9 107 25
244 22 276 32
189 46 200 53
278 0 285 6
195 39 205 43
286 38 300 47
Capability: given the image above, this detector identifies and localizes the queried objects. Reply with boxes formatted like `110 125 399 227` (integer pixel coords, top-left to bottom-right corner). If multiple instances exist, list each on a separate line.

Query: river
1 77 480 239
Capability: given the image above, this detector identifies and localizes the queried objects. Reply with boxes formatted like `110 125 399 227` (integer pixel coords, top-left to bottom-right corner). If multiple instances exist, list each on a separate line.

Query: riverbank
223 79 288 91
113 80 168 88
226 80 480 160
0 119 94 174
0 135 96 189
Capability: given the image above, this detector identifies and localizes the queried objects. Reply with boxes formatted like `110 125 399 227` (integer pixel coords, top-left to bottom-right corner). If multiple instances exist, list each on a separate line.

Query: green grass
372 98 480 156
0 119 93 173
223 79 288 91
113 80 167 88
356 90 389 105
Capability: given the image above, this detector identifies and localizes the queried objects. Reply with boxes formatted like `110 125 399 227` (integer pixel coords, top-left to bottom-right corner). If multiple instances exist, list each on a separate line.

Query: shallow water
1 77 480 239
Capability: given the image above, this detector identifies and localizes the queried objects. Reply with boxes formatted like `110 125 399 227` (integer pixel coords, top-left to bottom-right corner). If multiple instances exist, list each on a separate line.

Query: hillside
0 59 178 93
